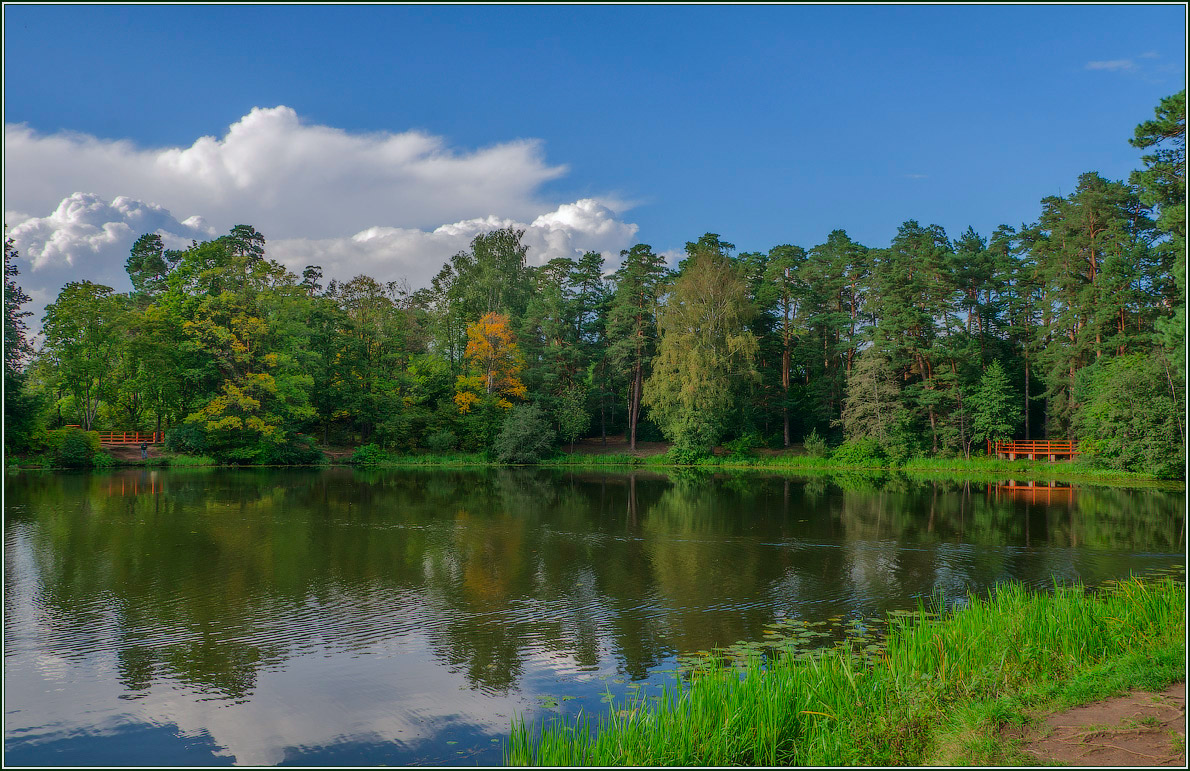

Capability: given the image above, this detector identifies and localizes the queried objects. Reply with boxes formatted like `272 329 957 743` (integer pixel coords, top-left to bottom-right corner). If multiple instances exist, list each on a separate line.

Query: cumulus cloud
269 198 638 290
5 106 568 237
7 192 214 272
1085 59 1136 72
3 107 643 330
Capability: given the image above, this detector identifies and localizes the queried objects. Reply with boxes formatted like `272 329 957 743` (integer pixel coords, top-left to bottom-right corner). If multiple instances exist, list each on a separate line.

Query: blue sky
3 4 1186 318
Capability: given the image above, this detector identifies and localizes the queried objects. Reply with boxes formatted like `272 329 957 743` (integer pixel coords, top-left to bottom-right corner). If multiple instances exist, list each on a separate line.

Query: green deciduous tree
1074 354 1183 479
643 239 757 454
493 403 555 464
5 237 42 454
40 281 127 430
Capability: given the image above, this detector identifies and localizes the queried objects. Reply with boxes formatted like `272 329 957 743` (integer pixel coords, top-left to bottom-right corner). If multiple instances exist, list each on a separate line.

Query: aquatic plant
507 577 1186 766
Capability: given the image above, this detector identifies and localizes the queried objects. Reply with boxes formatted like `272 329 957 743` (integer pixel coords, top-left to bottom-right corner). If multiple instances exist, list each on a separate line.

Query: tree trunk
628 363 643 451
1024 353 1031 440
781 348 791 447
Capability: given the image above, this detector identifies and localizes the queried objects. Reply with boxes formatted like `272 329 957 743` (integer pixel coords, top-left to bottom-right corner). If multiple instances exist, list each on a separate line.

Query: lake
4 468 1184 765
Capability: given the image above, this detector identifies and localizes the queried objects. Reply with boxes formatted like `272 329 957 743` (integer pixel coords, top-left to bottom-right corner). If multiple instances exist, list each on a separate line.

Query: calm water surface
4 468 1184 765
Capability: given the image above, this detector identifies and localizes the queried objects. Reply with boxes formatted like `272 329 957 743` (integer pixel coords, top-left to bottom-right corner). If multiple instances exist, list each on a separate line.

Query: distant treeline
4 92 1184 477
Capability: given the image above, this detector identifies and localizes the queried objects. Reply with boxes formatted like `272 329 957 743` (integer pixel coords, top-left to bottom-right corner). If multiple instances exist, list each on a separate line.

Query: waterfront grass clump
506 577 1185 766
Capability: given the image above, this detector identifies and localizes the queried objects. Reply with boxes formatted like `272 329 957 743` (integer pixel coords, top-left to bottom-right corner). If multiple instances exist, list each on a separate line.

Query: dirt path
1014 682 1185 766
102 444 165 461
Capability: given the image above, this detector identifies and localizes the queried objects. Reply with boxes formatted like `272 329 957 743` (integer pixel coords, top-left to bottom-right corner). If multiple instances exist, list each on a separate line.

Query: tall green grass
165 454 219 467
362 451 490 467
506 577 1186 766
541 453 643 467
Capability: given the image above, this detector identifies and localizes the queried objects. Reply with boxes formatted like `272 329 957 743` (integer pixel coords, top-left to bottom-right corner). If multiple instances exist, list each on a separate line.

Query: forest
4 92 1185 478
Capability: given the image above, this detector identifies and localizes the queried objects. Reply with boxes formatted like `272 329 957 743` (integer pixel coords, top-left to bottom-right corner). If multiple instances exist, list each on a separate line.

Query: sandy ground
1010 682 1186 766
102 443 165 461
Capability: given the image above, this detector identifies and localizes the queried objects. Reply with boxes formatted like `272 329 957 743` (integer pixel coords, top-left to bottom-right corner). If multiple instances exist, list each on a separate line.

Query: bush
92 451 116 469
165 423 208 455
665 446 708 465
45 427 100 468
261 437 325 465
724 433 760 460
493 405 555 464
350 443 391 466
425 429 458 453
802 428 830 459
830 438 888 468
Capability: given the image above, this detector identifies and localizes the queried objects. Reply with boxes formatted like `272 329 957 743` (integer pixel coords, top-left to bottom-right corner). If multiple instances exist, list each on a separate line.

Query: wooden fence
988 439 1079 460
97 431 164 445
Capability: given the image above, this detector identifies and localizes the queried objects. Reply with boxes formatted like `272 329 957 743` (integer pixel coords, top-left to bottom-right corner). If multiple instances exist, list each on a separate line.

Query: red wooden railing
62 426 164 444
97 431 164 444
988 439 1079 459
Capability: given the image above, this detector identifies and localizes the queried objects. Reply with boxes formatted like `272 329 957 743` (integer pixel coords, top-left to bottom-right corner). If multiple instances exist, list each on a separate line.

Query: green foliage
40 280 127 430
46 427 100 468
350 443 391 466
507 578 1185 766
554 383 591 452
425 429 458 453
4 238 40 456
664 446 708 465
260 437 324 466
166 454 218 467
1074 353 1184 479
969 361 1019 447
10 95 1179 473
165 423 208 455
802 428 830 458
830 438 888 468
724 432 759 459
837 348 917 462
644 242 758 453
493 404 555 464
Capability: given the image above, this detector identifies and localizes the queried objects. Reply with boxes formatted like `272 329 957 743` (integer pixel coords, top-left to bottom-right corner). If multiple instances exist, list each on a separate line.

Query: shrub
830 438 888 467
261 437 325 465
425 429 458 453
165 423 208 455
803 428 830 458
665 446 708 466
350 443 391 466
724 433 760 460
45 427 100 468
493 405 555 464
92 451 116 469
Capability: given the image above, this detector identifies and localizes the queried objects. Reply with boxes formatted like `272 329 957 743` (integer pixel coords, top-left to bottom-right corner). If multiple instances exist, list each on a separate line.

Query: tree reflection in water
5 468 1183 702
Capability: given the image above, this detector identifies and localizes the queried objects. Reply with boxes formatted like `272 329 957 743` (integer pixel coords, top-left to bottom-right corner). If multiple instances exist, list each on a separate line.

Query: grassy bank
538 451 1180 485
506 577 1186 766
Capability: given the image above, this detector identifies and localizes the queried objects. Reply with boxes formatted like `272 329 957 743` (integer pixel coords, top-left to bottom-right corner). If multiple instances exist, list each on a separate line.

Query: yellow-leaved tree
454 312 527 413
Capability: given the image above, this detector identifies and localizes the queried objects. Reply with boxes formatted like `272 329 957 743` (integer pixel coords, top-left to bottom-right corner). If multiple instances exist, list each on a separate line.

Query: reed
541 453 643 467
368 451 490 467
505 577 1185 766
164 454 219 467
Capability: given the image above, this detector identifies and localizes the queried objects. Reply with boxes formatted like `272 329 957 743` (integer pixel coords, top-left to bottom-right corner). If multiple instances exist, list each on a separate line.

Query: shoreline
504 577 1187 766
10 452 1182 490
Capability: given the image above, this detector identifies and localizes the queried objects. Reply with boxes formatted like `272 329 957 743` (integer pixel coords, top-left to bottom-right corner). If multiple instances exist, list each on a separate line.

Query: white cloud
5 106 568 238
8 192 214 272
1085 59 1137 72
268 198 638 290
3 107 643 330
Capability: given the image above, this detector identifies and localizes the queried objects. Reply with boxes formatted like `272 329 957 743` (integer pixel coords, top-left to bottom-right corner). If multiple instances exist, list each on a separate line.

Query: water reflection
4 468 1183 765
